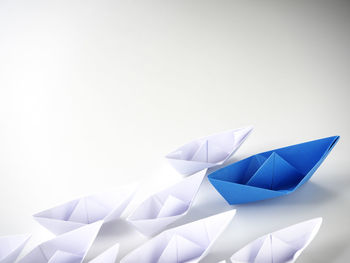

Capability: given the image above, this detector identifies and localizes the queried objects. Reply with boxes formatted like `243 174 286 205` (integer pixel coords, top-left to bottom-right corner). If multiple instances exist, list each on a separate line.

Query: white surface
0 0 349 262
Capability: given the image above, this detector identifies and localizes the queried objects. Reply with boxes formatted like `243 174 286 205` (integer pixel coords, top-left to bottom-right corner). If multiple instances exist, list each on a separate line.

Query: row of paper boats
0 212 322 263
165 127 339 204
0 127 340 262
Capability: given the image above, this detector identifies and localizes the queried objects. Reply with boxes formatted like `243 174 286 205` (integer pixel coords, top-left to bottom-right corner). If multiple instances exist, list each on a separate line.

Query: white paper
48 251 83 263
19 221 102 263
127 171 206 236
33 188 135 235
166 126 253 175
89 243 119 263
121 210 236 263
228 218 322 263
0 234 31 263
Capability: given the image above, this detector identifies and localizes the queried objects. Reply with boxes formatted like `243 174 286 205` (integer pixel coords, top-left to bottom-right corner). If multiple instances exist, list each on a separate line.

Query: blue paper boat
208 136 339 204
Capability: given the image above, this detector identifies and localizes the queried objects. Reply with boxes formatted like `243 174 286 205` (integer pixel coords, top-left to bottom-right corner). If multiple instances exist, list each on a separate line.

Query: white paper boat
127 171 206 236
121 210 236 263
0 234 31 263
47 251 83 263
166 127 253 175
89 243 119 263
229 218 322 263
33 189 135 235
19 221 102 263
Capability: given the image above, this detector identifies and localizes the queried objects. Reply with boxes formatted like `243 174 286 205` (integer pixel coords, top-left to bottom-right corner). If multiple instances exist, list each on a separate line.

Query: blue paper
208 136 340 204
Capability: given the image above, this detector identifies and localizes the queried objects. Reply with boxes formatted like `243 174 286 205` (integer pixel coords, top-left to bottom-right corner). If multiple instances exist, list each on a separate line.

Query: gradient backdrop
0 0 349 262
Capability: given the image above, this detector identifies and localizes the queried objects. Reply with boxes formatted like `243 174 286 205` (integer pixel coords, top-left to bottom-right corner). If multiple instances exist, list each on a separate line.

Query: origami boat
208 136 339 204
19 221 102 263
228 218 322 263
127 171 205 236
0 234 31 263
166 126 253 176
121 210 236 263
33 189 135 235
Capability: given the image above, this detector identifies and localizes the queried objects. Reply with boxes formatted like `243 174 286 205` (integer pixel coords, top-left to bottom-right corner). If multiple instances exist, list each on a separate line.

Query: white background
0 0 349 262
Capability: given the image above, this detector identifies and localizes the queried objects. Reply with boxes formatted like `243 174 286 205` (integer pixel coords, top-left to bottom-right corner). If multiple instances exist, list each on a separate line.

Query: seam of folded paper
130 214 183 224
76 194 130 224
293 150 330 191
105 190 138 222
197 211 236 262
173 234 203 262
84 196 113 224
202 222 212 246
156 234 179 262
164 229 207 262
270 233 299 260
104 193 133 222
258 136 339 176
128 200 189 222
245 152 275 189
252 218 322 263
245 152 305 191
89 243 119 263
123 211 236 263
153 195 166 207
271 154 275 190
66 197 89 224
90 196 113 216
222 129 253 164
291 218 323 261
85 198 90 224
38 245 49 261
127 197 159 221
166 127 252 163
271 235 299 258
33 199 79 221
232 219 321 263
175 236 179 262
128 203 189 222
269 234 273 263
167 146 230 165
156 196 188 218
326 136 339 154
302 136 339 177
63 199 82 221
0 234 30 261
166 155 220 166
271 152 305 177
36 191 132 223
81 222 103 260
190 139 209 162
128 172 204 222
166 128 243 155
208 178 287 194
154 195 173 218
34 216 87 227
127 195 179 221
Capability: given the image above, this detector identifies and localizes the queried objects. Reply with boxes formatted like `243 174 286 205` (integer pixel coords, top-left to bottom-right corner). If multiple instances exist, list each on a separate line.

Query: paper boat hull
166 127 253 176
208 179 286 204
208 136 339 204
